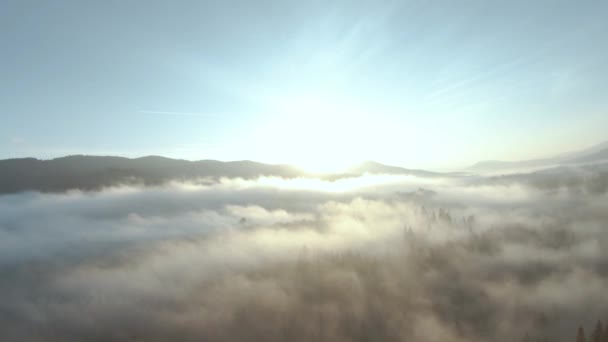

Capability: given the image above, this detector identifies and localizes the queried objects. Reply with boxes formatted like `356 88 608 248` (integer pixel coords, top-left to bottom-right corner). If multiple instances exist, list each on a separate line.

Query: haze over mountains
0 156 445 195
2 146 608 341
467 140 608 173
2 141 608 341
0 156 300 194
2 140 608 195
3 0 608 339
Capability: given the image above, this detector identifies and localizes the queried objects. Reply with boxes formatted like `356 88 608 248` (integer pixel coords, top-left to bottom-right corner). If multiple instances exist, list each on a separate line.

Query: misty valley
2 1 608 341
1 152 608 341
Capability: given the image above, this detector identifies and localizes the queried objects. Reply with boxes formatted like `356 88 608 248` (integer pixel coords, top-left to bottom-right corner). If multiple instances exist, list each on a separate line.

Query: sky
1 0 607 171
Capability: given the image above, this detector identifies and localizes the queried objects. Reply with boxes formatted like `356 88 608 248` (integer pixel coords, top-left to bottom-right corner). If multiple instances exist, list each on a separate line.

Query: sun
252 94 373 174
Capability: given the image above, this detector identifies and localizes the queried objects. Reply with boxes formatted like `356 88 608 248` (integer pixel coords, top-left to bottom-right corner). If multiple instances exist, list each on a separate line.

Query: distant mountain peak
467 140 608 173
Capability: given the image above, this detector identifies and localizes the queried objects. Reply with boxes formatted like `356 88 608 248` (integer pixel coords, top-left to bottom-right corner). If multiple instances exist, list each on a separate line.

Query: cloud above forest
1 172 608 341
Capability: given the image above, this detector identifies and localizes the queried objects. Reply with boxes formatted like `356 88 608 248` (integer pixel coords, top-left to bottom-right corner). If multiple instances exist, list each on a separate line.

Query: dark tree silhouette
578 326 587 342
592 321 604 342
602 321 608 342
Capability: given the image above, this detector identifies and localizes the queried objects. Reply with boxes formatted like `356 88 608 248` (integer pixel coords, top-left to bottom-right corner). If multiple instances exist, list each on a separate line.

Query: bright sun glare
255 93 377 173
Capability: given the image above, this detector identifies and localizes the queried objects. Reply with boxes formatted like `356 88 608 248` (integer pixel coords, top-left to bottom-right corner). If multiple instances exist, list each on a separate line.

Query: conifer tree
578 326 587 342
592 321 604 342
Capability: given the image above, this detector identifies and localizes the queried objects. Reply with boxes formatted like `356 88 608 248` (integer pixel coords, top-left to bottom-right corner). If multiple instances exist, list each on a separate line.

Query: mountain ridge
0 155 441 195
467 140 608 173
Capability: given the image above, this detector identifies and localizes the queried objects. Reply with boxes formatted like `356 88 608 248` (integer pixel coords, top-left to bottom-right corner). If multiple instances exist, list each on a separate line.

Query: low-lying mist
1 170 608 341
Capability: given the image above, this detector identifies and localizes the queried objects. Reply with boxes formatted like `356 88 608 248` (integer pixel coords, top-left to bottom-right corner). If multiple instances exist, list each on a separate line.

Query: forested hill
0 155 303 194
0 156 444 195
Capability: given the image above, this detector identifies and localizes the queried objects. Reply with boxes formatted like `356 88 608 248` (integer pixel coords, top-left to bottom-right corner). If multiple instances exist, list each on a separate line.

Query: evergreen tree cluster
576 320 608 342
418 205 476 231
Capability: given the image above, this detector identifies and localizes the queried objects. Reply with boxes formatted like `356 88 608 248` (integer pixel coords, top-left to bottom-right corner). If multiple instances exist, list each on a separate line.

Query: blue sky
1 0 607 170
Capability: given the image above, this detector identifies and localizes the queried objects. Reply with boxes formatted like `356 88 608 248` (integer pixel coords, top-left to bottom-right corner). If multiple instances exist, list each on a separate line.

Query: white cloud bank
1 172 608 341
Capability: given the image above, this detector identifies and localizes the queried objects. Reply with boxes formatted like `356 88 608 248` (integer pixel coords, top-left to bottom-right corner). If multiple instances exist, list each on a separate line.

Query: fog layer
1 170 607 341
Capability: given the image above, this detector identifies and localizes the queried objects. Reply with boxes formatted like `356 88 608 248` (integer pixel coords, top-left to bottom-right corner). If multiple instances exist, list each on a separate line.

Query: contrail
139 110 216 117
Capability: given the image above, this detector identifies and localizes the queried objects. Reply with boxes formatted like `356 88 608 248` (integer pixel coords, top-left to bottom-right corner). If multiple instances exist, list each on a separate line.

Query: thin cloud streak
139 110 218 118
